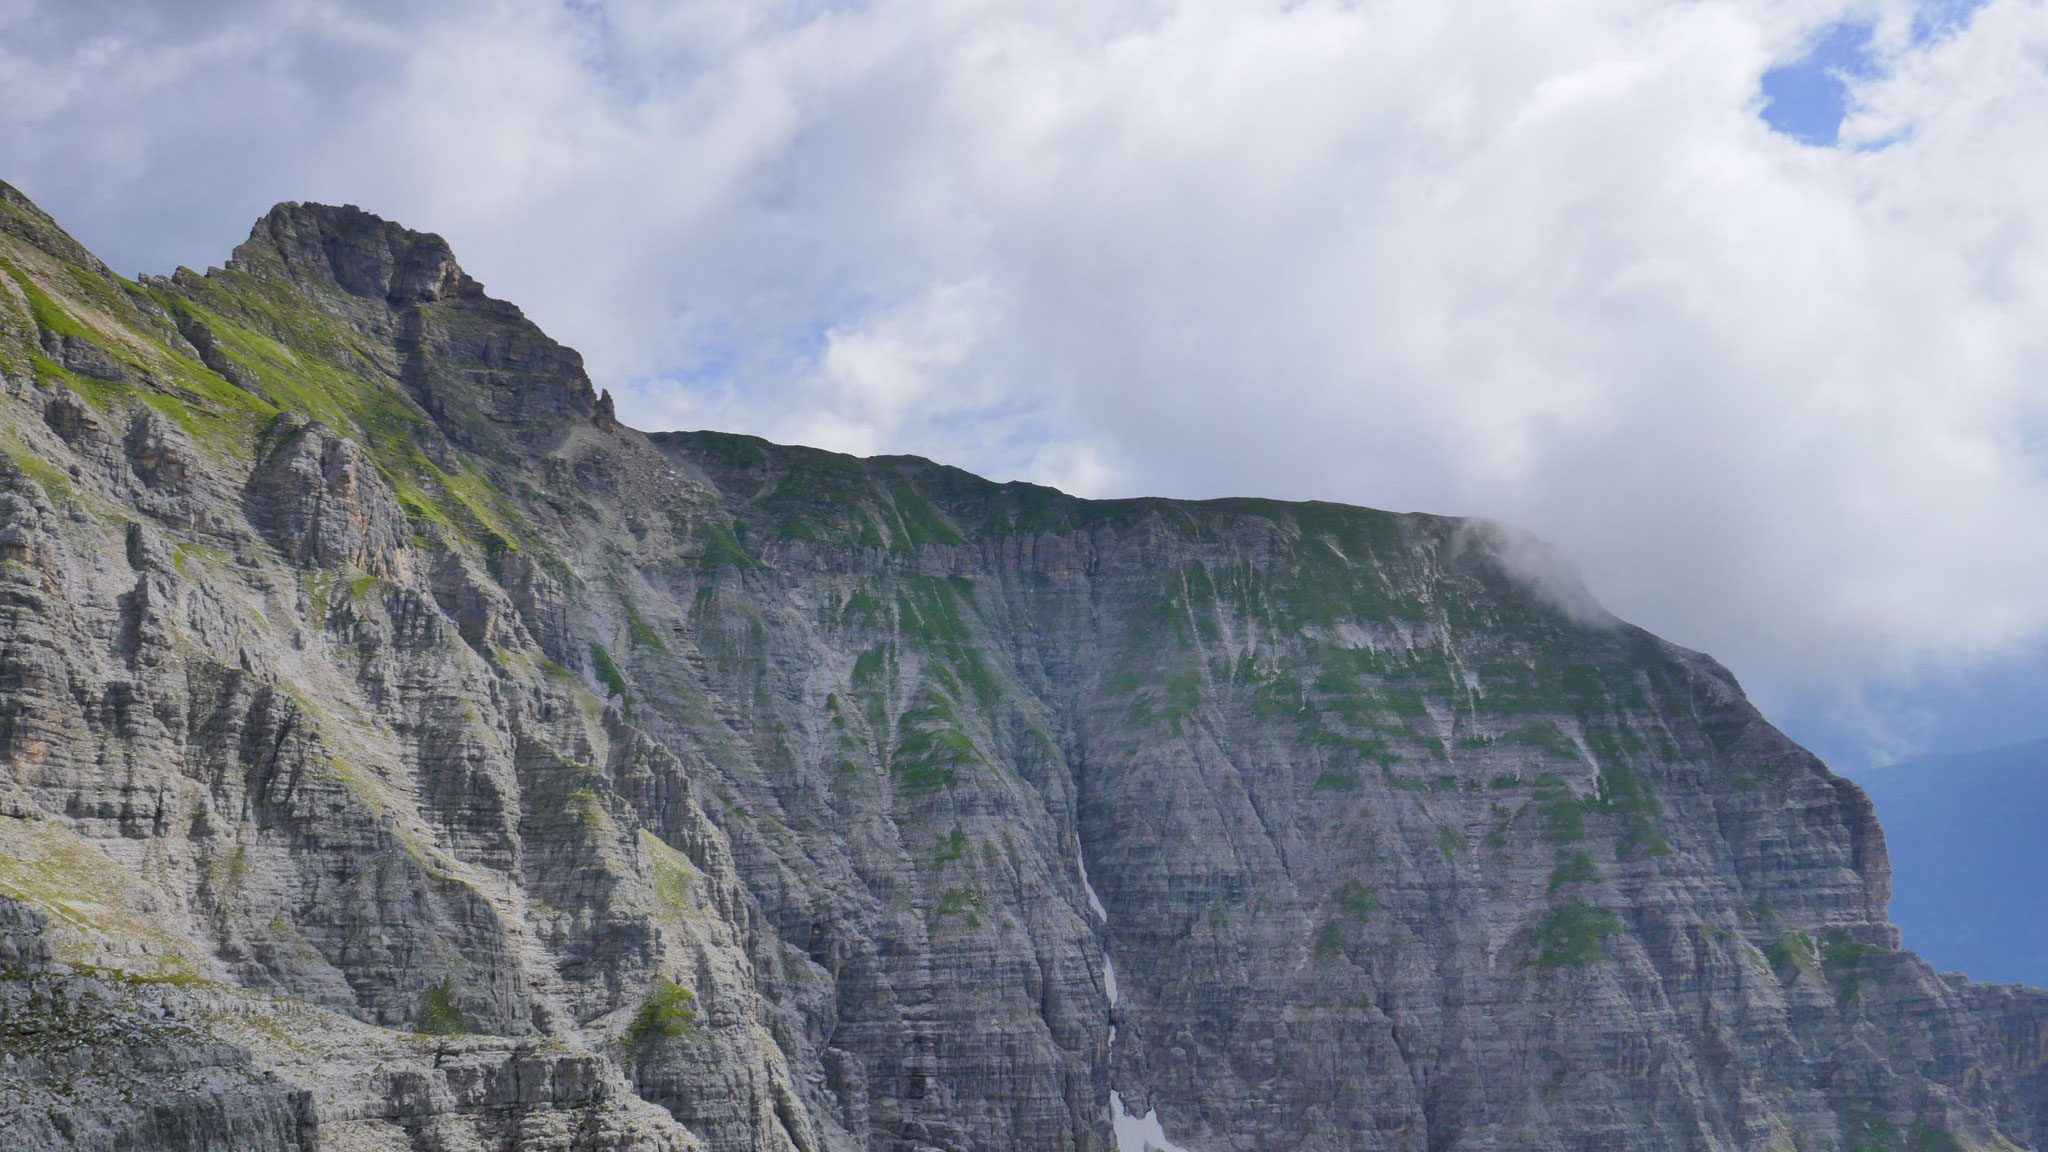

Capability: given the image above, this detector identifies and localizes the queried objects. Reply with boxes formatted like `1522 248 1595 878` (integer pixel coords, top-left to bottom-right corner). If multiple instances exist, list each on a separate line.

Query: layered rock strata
0 179 2041 1151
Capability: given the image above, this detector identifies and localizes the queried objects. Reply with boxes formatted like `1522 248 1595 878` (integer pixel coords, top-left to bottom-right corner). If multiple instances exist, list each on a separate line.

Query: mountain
0 179 2043 1151
1852 737 2048 988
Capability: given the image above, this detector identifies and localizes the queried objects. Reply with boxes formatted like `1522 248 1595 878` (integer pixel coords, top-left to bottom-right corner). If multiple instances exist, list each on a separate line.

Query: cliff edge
0 183 2041 1151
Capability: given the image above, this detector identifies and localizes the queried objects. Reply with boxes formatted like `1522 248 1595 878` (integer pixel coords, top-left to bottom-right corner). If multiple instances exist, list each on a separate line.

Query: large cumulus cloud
4 0 2045 759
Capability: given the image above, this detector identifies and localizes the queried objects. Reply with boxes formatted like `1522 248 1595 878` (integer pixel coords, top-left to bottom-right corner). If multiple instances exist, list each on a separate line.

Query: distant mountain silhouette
1854 736 2048 987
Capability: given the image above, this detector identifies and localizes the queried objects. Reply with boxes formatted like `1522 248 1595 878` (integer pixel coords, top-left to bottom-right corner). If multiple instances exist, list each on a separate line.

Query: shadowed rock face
0 180 2042 1152
237 201 485 304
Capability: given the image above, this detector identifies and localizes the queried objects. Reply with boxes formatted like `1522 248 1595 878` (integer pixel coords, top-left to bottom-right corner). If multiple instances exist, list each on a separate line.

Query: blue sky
1749 0 2037 770
1761 19 1884 145
1760 0 2041 769
1761 1 1987 147
1788 650 2048 773
2 0 2046 775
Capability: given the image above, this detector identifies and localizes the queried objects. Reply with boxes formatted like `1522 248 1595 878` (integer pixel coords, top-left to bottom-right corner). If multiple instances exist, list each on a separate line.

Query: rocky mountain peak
0 179 44 217
1 183 2045 1152
229 200 485 304
198 198 604 457
0 180 111 276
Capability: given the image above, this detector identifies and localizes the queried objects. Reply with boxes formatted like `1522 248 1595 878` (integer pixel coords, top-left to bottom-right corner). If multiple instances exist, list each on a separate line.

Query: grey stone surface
0 179 2041 1151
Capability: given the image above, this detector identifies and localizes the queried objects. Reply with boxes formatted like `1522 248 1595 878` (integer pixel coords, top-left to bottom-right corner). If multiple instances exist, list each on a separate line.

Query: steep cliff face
0 182 2041 1152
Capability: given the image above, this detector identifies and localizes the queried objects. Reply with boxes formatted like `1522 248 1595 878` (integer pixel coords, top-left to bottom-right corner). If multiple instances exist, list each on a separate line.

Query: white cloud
3 0 2046 748
1026 439 1126 500
791 276 1001 456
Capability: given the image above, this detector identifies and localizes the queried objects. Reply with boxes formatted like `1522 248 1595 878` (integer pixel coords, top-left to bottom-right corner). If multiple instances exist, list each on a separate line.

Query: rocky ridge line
0 181 2042 1151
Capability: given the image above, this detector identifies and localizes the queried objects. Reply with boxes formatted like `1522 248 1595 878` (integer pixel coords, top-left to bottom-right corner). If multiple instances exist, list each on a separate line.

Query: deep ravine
1080 838 1191 1152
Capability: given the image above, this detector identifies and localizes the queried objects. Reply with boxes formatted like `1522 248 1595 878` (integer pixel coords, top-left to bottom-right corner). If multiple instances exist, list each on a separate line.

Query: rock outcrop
0 179 2042 1151
244 418 410 577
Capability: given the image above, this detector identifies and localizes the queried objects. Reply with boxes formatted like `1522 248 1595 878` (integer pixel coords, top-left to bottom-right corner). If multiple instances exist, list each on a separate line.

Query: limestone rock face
1953 980 2048 1148
245 419 410 577
237 201 485 304
37 331 127 382
0 179 2043 1152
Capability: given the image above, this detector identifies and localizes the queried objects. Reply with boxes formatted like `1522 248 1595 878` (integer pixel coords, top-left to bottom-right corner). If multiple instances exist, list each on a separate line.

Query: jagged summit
229 200 487 304
0 179 111 276
203 198 612 447
0 178 46 219
0 181 479 302
0 179 59 226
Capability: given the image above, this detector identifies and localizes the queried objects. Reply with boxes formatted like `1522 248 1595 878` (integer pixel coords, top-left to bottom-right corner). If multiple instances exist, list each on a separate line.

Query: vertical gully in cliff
1078 844 1192 1152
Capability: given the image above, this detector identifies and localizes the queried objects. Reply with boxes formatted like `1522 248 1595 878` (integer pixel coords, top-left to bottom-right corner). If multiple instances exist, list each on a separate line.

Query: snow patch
1081 839 1190 1151
1113 1093 1193 1152
1078 846 1109 920
1079 850 1119 1004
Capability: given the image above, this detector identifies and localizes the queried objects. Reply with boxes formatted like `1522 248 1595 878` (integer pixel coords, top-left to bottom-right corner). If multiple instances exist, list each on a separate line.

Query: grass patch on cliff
1314 919 1347 959
567 786 609 830
890 684 990 793
1 254 364 468
1548 851 1600 895
640 829 695 913
884 479 965 551
1247 670 1307 721
931 887 986 927
1523 901 1622 968
1819 928 1886 1006
12 291 271 454
1 431 72 498
1435 825 1464 858
346 568 386 602
0 819 211 978
627 979 699 1043
1506 720 1578 759
1100 576 1214 731
1820 929 1883 970
1520 762 1668 857
892 723 976 792
4 261 86 340
1537 792 1588 844
838 585 885 629
1591 760 1670 857
695 519 753 570
1764 929 1820 981
622 598 667 651
131 275 541 555
415 979 466 1034
1331 880 1379 920
1265 511 1413 627
588 642 631 715
852 644 890 688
